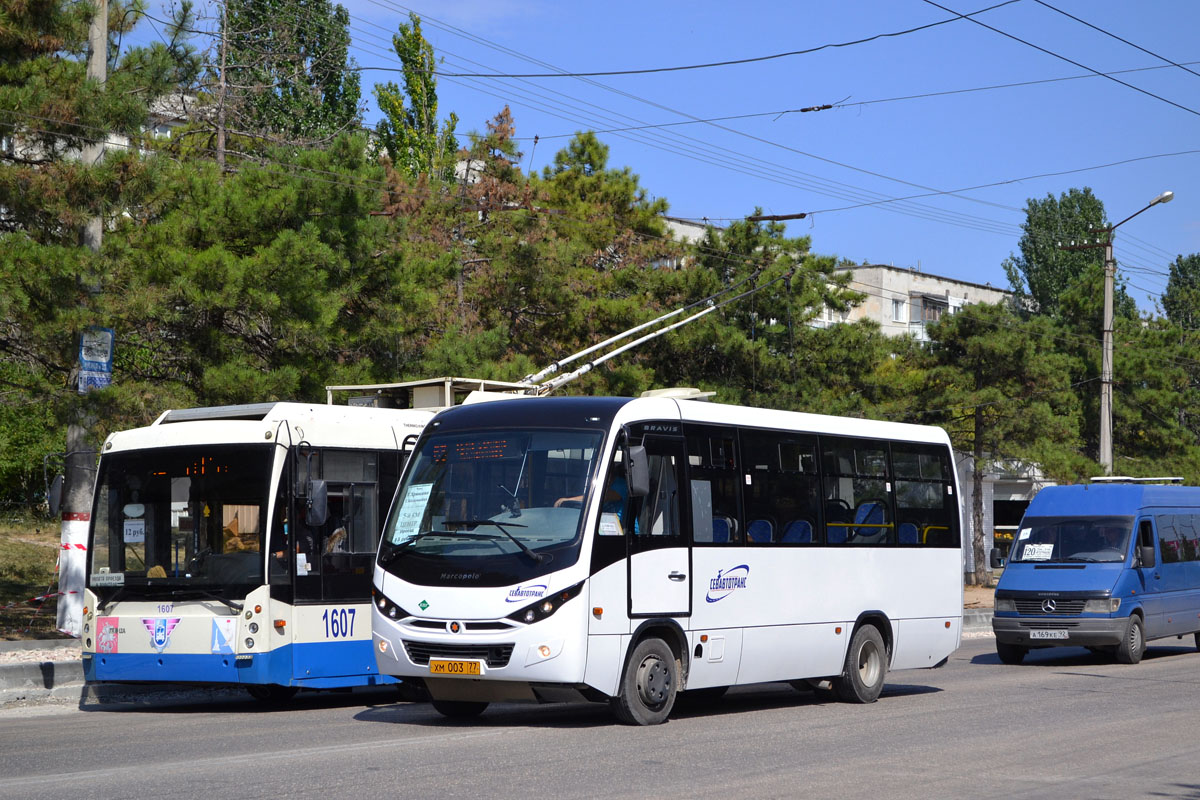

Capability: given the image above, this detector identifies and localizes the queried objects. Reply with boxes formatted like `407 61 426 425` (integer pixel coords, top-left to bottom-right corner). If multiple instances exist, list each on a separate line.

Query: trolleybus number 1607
321 608 357 639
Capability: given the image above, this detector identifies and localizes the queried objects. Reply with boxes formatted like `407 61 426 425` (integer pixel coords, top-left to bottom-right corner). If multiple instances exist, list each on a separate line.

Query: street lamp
1098 190 1174 474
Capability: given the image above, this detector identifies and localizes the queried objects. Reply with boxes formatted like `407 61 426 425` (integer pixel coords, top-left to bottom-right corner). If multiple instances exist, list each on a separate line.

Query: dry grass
0 519 67 640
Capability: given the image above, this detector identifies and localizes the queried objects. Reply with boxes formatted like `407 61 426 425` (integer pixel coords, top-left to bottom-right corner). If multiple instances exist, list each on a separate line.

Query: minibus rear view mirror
626 445 650 498
1139 545 1156 568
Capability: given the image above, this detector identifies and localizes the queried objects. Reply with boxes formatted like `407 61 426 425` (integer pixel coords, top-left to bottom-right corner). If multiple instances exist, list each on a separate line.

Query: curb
963 609 994 634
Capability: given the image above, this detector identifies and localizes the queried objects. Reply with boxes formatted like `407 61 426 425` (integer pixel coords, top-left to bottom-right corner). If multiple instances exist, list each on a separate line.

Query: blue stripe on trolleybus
84 638 398 689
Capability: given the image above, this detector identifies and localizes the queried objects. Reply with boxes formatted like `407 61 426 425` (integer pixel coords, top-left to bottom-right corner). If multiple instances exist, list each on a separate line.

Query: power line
359 1 1020 79
1030 0 1200 81
921 0 1200 118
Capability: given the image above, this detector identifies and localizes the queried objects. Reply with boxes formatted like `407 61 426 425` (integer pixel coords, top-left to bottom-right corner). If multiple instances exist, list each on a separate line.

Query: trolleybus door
628 437 690 617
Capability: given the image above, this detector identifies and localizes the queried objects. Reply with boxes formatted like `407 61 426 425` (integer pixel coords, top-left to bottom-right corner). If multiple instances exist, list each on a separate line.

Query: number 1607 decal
322 608 356 638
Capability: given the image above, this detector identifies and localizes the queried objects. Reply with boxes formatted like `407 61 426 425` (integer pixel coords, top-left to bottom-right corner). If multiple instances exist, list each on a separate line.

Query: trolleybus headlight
245 638 254 649
249 622 259 634
506 581 585 625
994 597 1015 613
1083 598 1121 614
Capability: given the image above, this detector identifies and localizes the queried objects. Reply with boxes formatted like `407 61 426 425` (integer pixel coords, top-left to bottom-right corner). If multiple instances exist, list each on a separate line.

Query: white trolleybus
371 393 964 724
80 400 439 700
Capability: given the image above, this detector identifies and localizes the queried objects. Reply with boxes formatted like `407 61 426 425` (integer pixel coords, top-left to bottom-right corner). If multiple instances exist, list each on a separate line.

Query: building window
892 299 907 322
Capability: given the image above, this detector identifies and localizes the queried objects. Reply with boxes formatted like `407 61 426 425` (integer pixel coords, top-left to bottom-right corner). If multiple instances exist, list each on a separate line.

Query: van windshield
1010 516 1133 563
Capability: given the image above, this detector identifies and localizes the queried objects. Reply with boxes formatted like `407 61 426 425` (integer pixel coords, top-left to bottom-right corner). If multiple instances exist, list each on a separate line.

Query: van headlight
995 597 1015 613
1083 598 1121 614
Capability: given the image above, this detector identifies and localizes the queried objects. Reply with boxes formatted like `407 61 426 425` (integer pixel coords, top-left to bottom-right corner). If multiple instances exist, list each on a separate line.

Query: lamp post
1098 190 1174 474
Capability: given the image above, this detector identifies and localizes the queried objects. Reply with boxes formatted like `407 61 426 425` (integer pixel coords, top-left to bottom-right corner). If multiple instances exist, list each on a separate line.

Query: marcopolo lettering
706 565 750 603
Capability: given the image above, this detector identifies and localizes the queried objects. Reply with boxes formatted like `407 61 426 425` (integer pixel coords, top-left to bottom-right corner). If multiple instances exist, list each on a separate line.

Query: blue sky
154 0 1200 311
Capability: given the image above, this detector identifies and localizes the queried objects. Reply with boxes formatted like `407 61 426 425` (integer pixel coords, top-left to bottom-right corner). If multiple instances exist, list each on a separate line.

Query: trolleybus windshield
378 428 603 587
89 444 274 599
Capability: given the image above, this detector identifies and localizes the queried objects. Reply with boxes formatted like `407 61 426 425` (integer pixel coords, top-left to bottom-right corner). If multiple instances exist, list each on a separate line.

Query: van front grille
1015 599 1086 616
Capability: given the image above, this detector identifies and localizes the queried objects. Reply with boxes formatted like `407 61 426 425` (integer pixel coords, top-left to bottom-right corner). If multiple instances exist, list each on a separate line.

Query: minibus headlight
506 581 585 625
1083 598 1121 614
995 597 1016 613
372 588 411 621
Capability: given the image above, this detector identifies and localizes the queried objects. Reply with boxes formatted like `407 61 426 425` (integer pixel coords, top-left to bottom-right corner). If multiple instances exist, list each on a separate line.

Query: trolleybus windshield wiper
169 588 244 613
444 519 546 563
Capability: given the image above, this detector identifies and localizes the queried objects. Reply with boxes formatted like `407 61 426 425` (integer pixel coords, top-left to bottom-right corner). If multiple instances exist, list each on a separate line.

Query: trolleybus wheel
996 642 1028 665
1115 616 1144 665
833 624 887 703
247 685 299 704
430 699 488 719
610 636 678 726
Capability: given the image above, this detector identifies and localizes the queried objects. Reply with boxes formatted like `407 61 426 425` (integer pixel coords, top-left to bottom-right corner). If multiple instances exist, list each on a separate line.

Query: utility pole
216 0 227 171
58 0 108 637
1058 190 1174 476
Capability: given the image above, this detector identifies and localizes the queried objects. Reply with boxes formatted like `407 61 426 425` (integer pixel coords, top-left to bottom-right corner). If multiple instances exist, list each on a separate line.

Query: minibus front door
627 437 690 618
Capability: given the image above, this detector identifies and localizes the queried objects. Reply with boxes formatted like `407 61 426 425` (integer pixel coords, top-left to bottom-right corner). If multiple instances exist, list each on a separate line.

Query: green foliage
1003 187 1136 321
1162 253 1200 330
222 0 361 145
373 13 458 180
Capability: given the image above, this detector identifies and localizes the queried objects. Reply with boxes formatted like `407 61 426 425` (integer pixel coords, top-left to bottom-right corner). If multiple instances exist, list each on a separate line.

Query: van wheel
431 699 488 719
996 642 1027 665
1115 616 1144 664
610 637 678 725
1193 632 1200 652
833 625 887 703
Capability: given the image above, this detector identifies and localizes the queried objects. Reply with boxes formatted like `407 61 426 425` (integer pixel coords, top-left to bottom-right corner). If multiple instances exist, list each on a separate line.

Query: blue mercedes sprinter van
991 481 1200 665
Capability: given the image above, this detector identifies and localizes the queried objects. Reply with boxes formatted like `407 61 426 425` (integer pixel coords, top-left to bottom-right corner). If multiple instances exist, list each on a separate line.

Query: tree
1003 187 1136 320
922 303 1086 583
0 0 198 510
373 13 458 181
1162 253 1200 330
219 0 361 150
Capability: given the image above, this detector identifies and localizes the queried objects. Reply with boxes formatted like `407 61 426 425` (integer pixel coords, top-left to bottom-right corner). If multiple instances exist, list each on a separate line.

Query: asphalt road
3 636 1200 800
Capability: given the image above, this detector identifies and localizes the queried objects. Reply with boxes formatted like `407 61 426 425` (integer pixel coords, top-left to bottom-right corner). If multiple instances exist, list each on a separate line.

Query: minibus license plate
1029 629 1068 640
429 659 481 675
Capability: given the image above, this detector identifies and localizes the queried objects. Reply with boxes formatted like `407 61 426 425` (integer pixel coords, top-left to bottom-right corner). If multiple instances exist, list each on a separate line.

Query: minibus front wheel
1115 615 1145 665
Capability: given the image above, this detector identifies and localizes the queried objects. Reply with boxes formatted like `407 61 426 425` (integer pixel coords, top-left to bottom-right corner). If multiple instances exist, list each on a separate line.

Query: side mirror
989 547 1005 570
626 445 650 498
306 479 328 527
48 474 64 519
1139 545 1156 568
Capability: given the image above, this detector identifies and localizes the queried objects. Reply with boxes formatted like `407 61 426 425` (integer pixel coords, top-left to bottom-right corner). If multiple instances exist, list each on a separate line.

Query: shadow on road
970 643 1199 667
352 679 942 729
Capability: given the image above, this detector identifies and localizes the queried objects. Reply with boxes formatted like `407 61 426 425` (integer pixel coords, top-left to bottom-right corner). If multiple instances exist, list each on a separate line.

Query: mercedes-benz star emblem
1041 599 1057 613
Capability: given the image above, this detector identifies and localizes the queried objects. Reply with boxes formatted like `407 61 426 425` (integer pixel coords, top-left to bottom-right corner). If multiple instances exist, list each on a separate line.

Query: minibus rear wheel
833 624 887 703
1115 616 1144 665
996 642 1027 665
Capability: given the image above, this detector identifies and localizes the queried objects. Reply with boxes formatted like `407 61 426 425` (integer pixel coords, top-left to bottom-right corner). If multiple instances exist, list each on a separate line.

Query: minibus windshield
1009 515 1133 563
378 428 603 586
